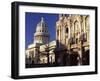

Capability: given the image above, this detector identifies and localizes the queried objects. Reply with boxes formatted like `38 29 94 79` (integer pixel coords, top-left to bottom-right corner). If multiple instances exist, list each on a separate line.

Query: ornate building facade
55 14 89 65
26 17 56 66
26 14 90 67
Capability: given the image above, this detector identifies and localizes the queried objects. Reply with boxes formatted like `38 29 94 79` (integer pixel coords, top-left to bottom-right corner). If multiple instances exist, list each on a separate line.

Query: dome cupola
34 17 50 44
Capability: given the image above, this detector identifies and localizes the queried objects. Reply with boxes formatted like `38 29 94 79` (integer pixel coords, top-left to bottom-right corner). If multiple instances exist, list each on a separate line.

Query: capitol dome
34 17 50 44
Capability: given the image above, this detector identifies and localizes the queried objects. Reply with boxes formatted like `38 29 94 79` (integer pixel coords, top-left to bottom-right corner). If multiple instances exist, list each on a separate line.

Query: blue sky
25 12 59 48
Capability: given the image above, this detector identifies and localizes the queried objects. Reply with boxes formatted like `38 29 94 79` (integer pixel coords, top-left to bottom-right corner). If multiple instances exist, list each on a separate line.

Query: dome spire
34 17 50 44
41 17 44 22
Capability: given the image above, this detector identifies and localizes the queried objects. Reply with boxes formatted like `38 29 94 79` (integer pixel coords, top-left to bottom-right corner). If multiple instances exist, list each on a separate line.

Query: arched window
74 21 79 44
50 56 53 63
74 21 79 38
84 16 89 42
85 16 89 31
66 28 69 33
76 38 78 44
74 21 79 32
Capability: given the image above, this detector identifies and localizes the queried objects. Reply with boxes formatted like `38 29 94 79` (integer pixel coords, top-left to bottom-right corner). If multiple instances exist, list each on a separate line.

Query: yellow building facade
56 14 90 65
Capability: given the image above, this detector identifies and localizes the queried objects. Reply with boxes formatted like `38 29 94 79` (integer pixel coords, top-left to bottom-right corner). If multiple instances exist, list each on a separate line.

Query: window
85 16 89 31
76 38 78 44
50 56 53 63
74 21 79 33
43 59 45 63
83 33 87 42
66 28 69 33
70 37 75 44
29 51 34 59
